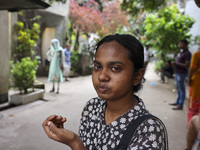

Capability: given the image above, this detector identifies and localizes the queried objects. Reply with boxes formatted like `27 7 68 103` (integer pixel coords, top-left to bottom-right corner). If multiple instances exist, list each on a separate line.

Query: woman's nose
98 69 110 82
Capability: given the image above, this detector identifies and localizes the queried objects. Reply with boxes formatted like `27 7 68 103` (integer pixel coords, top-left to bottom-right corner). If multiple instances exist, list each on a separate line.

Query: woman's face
92 41 138 101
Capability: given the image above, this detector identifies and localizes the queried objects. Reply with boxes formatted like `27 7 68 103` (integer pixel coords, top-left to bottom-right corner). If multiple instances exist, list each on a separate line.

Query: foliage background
143 5 194 62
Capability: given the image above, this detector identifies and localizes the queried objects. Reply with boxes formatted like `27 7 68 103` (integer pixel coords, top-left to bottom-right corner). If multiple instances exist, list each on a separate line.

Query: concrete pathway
0 62 188 150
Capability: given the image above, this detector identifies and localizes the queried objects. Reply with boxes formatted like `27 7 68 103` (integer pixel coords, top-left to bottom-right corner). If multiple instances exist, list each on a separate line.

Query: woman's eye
111 66 120 71
93 64 101 70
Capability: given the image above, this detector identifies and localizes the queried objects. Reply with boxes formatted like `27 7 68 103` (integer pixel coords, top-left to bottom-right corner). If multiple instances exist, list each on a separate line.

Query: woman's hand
188 69 195 87
60 65 64 72
42 115 85 150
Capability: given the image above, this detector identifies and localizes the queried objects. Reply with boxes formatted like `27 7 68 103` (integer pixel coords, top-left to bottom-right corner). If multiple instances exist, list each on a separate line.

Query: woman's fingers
42 115 59 136
46 121 61 141
42 115 67 133
42 115 68 140
42 115 57 127
52 116 67 128
43 120 62 141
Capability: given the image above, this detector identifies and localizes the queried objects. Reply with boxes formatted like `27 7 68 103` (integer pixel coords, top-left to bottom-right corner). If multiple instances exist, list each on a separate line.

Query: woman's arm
172 60 190 69
59 51 64 71
188 68 195 86
188 52 198 86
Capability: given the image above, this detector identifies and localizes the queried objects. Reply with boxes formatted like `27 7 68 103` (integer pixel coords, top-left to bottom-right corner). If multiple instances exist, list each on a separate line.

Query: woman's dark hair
95 33 145 93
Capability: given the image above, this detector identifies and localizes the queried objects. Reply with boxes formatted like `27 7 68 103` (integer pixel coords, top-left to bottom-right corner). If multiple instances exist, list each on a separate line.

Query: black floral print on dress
79 97 166 150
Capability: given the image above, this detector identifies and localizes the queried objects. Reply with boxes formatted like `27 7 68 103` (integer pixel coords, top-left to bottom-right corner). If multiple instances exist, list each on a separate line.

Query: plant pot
9 89 45 105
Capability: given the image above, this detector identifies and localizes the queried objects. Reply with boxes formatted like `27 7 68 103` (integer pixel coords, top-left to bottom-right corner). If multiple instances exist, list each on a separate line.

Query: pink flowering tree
69 0 128 50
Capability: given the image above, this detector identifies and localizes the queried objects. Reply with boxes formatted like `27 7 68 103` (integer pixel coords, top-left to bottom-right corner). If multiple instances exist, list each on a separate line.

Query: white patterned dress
79 96 168 150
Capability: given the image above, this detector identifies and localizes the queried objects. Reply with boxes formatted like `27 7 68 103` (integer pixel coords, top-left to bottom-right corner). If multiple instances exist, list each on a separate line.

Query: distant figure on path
63 44 71 81
144 45 153 68
47 39 64 94
156 60 174 83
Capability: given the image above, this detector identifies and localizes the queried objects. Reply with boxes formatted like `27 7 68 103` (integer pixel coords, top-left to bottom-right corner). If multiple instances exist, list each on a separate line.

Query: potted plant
9 20 44 105
10 57 38 94
10 57 44 105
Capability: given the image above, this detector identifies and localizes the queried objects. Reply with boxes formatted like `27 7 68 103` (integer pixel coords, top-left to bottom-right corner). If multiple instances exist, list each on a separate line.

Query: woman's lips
97 84 108 93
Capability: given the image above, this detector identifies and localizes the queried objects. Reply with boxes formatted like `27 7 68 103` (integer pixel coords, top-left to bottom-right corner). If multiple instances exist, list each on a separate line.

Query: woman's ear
133 68 145 86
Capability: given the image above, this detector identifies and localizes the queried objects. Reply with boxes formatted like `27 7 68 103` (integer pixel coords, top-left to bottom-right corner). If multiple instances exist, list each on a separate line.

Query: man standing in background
170 39 191 110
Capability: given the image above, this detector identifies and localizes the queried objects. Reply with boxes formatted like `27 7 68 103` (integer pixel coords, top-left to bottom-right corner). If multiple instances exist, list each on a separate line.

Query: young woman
187 42 200 124
47 39 64 94
42 34 168 149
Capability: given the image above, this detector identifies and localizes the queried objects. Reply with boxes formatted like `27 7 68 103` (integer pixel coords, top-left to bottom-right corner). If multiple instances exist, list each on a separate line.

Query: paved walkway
0 62 188 150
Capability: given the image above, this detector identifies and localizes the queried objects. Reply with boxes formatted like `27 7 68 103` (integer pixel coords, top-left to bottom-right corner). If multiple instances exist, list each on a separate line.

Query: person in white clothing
144 45 153 68
63 44 71 81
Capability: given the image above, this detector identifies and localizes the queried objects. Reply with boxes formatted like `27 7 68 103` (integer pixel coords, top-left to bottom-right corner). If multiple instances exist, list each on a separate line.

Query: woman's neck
104 95 138 125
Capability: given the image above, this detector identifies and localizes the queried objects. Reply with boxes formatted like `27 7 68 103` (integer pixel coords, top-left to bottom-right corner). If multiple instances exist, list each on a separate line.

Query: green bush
15 21 40 61
10 57 38 94
71 51 79 72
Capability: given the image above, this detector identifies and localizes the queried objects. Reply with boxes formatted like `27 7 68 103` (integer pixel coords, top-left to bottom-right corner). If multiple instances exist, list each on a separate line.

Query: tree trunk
74 28 80 51
24 88 28 94
161 52 166 62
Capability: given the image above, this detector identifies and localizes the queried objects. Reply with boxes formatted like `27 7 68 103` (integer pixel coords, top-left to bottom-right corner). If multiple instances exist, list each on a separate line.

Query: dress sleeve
190 52 198 69
79 101 89 135
78 99 94 141
128 118 167 150
46 49 54 61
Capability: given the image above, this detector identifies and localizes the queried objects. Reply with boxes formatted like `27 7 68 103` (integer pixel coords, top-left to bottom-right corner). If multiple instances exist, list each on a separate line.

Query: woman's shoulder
193 51 200 57
86 97 104 104
83 97 105 111
136 115 167 143
128 115 168 149
141 115 166 130
133 112 167 138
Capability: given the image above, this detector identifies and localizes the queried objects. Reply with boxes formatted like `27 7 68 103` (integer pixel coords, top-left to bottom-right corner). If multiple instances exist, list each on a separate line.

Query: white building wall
45 1 69 18
185 0 200 53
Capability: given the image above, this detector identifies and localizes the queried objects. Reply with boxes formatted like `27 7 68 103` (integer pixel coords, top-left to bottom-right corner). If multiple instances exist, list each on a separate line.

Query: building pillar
0 11 17 103
0 11 10 103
